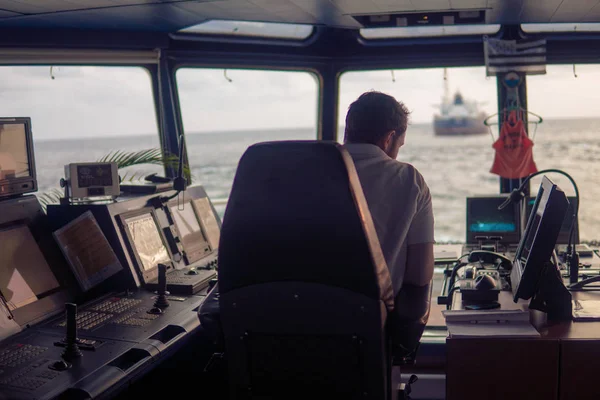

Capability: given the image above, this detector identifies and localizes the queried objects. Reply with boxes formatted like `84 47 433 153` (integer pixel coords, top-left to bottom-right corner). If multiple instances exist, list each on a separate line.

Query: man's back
345 143 433 295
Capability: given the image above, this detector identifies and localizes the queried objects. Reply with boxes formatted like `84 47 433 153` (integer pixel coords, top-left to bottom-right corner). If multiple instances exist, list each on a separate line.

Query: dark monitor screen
169 201 211 264
120 209 171 283
525 196 578 244
192 197 220 251
53 211 123 292
512 176 569 301
0 224 60 311
0 118 36 197
466 196 520 243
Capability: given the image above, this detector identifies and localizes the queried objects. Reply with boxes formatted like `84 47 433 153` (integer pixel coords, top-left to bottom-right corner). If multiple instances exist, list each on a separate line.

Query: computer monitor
0 118 37 198
192 197 220 250
53 211 124 292
0 224 60 312
511 176 570 302
465 196 520 244
119 208 172 284
168 200 211 264
525 196 578 245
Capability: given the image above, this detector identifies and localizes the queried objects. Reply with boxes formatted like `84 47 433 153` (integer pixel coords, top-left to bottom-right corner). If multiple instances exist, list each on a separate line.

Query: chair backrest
218 140 394 399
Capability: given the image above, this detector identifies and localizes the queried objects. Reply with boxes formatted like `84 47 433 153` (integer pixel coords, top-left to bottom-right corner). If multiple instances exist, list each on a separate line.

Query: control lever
397 374 418 399
50 303 82 370
149 263 170 314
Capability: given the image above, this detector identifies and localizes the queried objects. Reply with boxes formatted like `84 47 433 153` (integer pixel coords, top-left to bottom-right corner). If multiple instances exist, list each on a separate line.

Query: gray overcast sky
0 64 598 140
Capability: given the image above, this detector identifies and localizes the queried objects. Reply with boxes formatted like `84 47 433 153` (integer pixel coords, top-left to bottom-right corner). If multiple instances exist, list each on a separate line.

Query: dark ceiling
0 0 599 32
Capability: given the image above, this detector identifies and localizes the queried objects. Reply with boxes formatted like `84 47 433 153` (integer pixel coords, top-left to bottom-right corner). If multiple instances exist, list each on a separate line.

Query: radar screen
192 197 220 250
0 225 60 311
54 211 123 291
169 201 211 264
122 211 171 274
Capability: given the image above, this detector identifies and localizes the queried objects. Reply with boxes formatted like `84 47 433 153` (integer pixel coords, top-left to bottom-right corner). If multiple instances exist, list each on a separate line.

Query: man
344 91 435 355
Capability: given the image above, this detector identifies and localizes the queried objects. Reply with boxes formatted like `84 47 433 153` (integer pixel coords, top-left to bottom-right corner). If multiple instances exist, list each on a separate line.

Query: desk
446 290 600 400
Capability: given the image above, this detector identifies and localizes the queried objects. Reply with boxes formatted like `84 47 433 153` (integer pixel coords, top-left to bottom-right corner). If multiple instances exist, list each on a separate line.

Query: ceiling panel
0 2 201 30
0 0 58 13
0 0 599 32
408 0 452 11
581 0 600 20
519 0 562 22
249 0 318 22
290 0 361 27
485 0 523 24
0 9 21 17
329 0 381 15
450 0 487 8
551 0 600 22
370 0 414 13
209 0 284 22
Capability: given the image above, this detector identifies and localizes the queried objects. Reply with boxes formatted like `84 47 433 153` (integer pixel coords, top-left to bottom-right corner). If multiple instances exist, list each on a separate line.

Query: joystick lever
50 303 82 370
62 303 83 361
149 263 169 314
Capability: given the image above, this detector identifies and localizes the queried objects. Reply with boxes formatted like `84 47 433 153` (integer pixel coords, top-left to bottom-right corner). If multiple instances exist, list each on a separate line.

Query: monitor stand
529 262 572 321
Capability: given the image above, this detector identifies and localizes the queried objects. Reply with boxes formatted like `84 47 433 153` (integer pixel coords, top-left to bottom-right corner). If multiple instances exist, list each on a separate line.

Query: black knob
157 264 167 295
153 264 169 309
61 303 82 362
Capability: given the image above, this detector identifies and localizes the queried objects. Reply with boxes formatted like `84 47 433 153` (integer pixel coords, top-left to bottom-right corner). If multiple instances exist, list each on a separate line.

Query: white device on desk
60 162 119 202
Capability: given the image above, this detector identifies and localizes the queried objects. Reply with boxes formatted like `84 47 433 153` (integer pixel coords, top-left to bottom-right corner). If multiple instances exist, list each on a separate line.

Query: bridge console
0 119 220 399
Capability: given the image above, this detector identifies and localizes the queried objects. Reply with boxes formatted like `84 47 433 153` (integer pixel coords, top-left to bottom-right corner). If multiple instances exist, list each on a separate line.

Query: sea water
33 117 600 243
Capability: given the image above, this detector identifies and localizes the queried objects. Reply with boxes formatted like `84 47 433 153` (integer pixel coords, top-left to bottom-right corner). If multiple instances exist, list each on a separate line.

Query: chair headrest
218 140 394 309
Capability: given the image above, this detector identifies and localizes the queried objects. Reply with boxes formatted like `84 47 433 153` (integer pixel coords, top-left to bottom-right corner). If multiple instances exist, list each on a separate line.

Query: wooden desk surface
451 287 600 339
448 288 600 400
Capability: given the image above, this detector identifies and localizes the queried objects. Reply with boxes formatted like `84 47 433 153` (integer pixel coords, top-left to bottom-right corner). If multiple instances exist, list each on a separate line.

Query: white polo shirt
345 143 435 295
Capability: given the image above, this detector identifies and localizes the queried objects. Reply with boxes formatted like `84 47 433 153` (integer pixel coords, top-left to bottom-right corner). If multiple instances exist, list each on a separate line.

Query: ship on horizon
433 69 487 136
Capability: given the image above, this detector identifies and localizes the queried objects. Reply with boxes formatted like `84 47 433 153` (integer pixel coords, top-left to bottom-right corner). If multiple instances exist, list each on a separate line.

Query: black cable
446 285 461 310
447 255 469 292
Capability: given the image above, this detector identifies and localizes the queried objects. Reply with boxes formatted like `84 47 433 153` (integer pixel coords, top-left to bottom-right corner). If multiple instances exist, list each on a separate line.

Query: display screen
526 196 576 242
467 197 517 233
0 225 60 311
170 202 211 264
77 164 113 188
0 123 30 181
123 212 170 272
192 198 220 250
54 211 123 291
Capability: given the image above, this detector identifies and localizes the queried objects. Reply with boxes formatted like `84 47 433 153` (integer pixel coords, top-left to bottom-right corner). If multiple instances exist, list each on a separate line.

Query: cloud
0 64 599 141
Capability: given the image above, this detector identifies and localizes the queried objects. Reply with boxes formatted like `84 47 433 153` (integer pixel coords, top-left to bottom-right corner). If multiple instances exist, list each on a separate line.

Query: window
526 64 600 242
339 67 499 242
360 24 500 39
178 20 314 40
176 68 319 216
0 66 160 203
339 67 498 329
522 23 600 33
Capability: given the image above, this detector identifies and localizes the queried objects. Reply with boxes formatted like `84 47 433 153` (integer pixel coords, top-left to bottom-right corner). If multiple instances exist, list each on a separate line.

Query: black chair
217 140 401 399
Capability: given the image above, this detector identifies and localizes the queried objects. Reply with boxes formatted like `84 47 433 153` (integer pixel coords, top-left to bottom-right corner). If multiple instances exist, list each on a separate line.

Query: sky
0 63 599 140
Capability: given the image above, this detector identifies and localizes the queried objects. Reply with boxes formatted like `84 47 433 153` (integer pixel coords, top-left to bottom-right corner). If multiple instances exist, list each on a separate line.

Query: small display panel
123 212 171 272
466 197 519 245
54 211 123 291
0 225 60 311
170 202 211 264
0 122 30 180
192 197 220 250
77 164 113 188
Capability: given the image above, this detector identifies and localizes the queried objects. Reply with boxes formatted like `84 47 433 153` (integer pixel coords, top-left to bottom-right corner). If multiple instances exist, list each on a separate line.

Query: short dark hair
344 91 410 144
